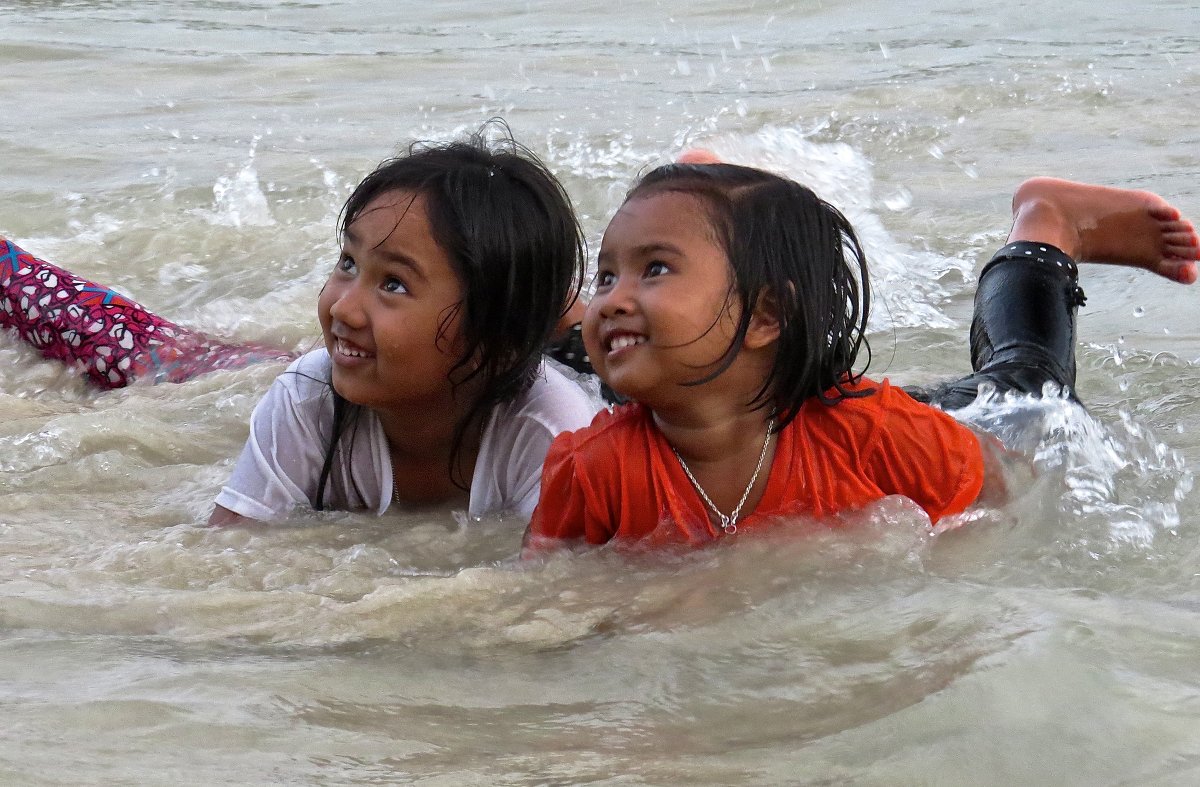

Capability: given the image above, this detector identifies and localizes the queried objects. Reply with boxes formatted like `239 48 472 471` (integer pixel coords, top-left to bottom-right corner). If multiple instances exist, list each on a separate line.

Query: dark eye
382 276 408 294
645 261 669 277
595 270 616 288
336 254 356 274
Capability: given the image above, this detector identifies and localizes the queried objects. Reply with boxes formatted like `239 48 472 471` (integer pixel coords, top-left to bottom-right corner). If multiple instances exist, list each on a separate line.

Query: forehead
345 189 460 282
346 190 446 257
600 189 720 253
602 191 715 245
348 189 426 238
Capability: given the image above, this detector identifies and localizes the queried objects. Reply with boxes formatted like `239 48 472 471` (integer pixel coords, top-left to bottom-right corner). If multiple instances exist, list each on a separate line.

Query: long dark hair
625 162 872 429
315 127 586 508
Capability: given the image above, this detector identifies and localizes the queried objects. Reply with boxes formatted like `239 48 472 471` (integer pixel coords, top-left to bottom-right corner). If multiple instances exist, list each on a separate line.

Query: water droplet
883 187 913 211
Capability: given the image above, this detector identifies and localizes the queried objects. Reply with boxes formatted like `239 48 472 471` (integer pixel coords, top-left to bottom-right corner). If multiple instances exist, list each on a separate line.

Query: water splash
658 125 972 330
544 129 661 183
954 388 1192 548
206 136 275 228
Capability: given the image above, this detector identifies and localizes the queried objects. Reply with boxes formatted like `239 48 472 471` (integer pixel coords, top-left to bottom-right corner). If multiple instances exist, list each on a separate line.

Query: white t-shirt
215 349 600 521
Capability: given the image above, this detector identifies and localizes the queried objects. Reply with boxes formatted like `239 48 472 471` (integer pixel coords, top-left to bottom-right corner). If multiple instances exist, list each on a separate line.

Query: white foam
651 125 972 330
204 137 275 228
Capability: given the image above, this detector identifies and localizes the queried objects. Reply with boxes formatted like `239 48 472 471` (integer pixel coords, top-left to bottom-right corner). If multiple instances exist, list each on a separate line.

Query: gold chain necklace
671 422 774 535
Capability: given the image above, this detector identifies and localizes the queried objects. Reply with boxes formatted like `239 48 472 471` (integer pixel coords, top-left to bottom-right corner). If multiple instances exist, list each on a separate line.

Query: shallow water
3 1 1200 784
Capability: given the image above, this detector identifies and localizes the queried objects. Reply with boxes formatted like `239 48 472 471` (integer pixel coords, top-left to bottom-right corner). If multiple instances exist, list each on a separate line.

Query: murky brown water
3 1 1200 783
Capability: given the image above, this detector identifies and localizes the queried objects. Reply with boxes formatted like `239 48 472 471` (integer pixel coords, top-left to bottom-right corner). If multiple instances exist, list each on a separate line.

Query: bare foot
1009 177 1200 284
676 148 723 165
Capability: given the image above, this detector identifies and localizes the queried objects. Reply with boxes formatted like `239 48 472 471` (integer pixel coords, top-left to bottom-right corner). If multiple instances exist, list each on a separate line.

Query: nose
325 278 367 329
596 274 635 319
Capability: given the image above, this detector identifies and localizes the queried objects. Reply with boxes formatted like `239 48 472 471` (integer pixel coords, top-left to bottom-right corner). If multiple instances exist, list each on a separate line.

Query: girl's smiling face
584 191 747 408
318 190 467 413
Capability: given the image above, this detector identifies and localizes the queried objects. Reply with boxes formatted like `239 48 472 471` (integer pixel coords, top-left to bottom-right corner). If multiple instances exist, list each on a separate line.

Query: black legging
908 240 1087 411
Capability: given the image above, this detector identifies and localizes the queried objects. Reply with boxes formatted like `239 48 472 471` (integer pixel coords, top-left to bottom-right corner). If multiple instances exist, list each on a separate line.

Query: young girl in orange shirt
525 162 1200 549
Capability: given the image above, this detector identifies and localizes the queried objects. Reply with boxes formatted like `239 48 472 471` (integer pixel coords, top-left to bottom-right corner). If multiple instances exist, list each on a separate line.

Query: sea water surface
3 1 1200 784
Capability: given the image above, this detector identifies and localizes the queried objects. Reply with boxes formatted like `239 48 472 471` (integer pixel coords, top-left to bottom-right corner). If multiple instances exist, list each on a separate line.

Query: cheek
316 279 337 327
431 303 469 357
581 301 604 360
718 299 743 334
687 291 740 334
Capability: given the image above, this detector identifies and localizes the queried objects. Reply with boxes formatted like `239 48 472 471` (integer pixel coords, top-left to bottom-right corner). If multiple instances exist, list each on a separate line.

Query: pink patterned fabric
1 237 296 389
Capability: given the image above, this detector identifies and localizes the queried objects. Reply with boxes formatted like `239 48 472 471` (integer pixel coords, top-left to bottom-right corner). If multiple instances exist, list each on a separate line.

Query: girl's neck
644 355 780 523
376 394 486 508
373 388 484 462
647 352 775 462
650 396 773 464
651 398 777 525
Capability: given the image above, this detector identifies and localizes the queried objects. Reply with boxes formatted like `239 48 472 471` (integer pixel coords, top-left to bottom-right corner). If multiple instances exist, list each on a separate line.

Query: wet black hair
624 162 872 430
315 125 586 508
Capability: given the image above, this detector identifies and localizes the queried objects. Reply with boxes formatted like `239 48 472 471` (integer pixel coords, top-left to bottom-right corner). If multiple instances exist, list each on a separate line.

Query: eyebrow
344 227 429 284
597 241 684 263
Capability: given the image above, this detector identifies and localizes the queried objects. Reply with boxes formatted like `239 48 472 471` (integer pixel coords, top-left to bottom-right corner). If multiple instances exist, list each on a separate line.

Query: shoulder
797 377 889 436
802 377 943 423
795 378 970 459
553 401 650 453
472 363 602 519
503 361 603 431
484 361 602 453
248 348 338 437
865 378 971 433
839 381 982 521
806 379 974 434
270 348 334 401
540 402 652 483
820 377 980 473
528 402 654 546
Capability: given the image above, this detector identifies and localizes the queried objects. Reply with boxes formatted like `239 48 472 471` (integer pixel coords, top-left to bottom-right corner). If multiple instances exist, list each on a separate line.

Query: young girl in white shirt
212 136 599 523
1 131 599 523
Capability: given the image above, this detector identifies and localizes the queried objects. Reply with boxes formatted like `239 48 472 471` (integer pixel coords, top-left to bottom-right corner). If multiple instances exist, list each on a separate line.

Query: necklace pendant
671 420 774 541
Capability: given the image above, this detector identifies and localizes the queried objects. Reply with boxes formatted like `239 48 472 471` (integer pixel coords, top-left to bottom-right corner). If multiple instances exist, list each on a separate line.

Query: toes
1161 258 1198 284
1161 219 1196 236
1164 239 1200 257
1149 203 1183 222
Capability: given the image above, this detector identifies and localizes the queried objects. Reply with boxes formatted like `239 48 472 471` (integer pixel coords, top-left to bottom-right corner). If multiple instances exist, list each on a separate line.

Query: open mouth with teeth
607 333 647 353
335 338 374 358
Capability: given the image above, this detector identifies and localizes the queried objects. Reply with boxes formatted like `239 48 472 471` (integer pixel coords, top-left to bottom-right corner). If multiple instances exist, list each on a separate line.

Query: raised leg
1 237 295 388
1008 176 1200 283
915 178 1199 410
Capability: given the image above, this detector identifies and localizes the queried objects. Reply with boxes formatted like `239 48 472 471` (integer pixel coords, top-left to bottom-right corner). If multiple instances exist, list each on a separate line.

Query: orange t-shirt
527 379 985 547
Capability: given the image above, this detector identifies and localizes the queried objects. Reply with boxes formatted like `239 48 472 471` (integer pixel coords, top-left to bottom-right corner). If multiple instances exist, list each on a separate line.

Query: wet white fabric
215 349 600 521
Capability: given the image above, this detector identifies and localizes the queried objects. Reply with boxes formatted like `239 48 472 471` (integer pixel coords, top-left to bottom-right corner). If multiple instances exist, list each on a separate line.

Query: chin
602 375 652 405
329 370 369 406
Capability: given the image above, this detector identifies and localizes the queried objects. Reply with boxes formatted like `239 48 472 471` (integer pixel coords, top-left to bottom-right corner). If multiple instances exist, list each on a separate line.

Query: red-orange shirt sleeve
861 382 985 523
524 433 588 552
524 420 632 552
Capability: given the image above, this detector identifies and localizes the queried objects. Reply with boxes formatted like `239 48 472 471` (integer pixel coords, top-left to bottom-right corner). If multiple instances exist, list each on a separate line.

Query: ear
743 288 782 350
